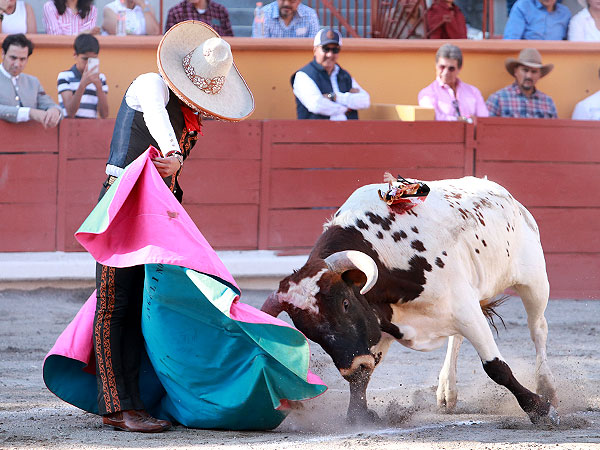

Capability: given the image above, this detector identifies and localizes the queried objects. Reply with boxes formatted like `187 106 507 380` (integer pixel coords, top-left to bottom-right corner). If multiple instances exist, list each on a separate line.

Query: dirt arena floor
1 285 599 449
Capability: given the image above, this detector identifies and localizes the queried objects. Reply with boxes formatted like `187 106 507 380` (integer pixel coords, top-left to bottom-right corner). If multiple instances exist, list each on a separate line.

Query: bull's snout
339 354 376 380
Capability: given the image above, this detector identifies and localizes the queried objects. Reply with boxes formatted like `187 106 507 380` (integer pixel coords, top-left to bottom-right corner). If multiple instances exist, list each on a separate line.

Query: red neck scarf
180 103 203 136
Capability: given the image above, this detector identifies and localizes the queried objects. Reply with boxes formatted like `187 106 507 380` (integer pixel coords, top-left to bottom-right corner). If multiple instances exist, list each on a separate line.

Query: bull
262 176 559 425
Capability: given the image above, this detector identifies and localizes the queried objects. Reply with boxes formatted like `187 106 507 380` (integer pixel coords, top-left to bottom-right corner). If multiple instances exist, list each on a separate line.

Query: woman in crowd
102 0 159 35
43 0 100 35
569 0 600 41
0 0 36 33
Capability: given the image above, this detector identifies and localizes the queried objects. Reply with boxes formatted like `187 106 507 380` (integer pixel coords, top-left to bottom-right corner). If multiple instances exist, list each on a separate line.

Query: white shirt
0 63 30 122
1 1 27 34
572 90 600 120
106 73 180 177
568 8 600 41
105 0 146 35
292 65 370 121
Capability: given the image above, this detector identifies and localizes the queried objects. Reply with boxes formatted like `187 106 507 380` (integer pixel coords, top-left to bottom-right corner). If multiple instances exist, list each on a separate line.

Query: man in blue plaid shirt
486 48 557 118
252 0 319 38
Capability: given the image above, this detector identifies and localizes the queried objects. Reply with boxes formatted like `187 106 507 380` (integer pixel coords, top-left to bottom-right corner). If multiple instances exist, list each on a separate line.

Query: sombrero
505 48 554 78
157 20 254 122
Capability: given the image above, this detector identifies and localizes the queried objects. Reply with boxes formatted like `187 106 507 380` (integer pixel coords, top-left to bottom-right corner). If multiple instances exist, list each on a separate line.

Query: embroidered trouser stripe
94 263 145 415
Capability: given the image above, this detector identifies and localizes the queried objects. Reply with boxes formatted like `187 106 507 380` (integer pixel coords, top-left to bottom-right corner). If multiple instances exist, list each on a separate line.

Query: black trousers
94 263 145 415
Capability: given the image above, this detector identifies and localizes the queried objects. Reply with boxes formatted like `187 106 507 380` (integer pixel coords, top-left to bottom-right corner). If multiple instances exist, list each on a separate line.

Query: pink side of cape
75 146 237 289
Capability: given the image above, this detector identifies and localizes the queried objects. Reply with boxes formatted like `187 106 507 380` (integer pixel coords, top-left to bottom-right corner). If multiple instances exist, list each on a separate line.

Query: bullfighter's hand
349 88 359 93
152 156 181 177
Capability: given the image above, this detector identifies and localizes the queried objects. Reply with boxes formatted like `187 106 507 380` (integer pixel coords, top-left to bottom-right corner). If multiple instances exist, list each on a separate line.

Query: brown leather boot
135 409 172 431
102 410 165 433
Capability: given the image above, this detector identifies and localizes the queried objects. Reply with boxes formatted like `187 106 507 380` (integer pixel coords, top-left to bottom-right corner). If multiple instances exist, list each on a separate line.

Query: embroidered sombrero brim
158 21 254 122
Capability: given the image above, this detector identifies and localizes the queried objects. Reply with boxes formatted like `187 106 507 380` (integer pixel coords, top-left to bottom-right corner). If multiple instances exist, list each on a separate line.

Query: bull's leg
458 304 559 425
436 334 464 410
347 368 380 424
514 283 558 407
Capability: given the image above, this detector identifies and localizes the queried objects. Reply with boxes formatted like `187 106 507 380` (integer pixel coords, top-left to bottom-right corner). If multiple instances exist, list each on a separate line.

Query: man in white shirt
0 33 61 128
572 67 600 120
291 28 370 120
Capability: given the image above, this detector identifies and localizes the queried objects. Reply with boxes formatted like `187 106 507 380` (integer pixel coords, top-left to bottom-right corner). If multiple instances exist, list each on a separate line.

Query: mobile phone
87 57 99 73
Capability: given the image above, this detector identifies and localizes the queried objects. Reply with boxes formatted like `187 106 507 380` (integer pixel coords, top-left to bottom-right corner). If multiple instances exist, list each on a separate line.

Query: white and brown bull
262 176 559 425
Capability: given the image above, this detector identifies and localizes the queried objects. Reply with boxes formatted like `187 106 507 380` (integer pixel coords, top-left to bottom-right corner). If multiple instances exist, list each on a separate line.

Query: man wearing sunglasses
291 28 370 120
418 43 488 122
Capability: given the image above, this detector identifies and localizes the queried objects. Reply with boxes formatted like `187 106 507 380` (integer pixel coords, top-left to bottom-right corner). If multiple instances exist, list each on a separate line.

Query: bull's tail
479 295 509 336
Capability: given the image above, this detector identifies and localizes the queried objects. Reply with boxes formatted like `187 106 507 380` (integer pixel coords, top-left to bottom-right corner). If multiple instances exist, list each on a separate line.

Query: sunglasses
322 46 340 54
437 64 457 72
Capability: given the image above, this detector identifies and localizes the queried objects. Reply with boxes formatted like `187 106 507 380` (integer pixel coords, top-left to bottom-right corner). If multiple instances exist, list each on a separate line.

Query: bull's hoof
528 404 560 426
436 387 458 411
346 408 380 425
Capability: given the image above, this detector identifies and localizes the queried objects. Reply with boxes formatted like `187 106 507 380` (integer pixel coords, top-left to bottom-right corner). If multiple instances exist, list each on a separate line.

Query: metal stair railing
305 0 498 39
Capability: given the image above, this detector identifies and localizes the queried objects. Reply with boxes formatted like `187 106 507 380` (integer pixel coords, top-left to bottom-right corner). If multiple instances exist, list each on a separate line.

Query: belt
106 175 118 186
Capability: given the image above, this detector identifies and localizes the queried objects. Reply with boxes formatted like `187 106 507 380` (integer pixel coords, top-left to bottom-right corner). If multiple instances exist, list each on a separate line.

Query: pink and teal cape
42 147 326 430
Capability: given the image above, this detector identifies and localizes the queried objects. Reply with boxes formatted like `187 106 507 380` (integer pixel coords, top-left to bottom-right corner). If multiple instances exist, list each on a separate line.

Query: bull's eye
343 299 350 312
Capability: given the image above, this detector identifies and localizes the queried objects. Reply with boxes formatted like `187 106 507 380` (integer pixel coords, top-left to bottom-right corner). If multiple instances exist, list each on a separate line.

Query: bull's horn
324 250 378 295
261 292 284 317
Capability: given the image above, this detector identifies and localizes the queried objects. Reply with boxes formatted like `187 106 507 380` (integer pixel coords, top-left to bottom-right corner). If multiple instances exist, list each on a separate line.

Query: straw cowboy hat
505 48 554 78
157 20 254 121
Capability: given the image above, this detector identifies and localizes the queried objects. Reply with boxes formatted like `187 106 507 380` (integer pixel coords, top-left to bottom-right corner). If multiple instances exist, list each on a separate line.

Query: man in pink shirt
418 43 488 122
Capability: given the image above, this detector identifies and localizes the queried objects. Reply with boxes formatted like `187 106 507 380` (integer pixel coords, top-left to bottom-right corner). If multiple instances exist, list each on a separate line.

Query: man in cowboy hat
291 28 370 120
486 48 557 118
93 20 253 433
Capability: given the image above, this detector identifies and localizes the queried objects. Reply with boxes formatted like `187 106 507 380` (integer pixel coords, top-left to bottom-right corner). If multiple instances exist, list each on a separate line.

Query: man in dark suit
0 33 62 128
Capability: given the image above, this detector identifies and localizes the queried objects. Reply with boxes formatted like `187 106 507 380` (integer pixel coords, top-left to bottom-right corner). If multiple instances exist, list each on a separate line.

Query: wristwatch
326 92 336 102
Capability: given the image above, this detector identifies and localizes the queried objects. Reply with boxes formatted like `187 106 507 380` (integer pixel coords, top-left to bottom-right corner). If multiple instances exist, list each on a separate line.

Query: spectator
0 0 37 34
486 48 558 118
0 33 62 128
503 0 570 40
252 0 319 38
57 34 108 119
43 0 99 35
102 0 160 35
425 0 467 39
291 29 370 120
165 0 233 36
568 0 600 41
572 67 600 119
418 44 488 122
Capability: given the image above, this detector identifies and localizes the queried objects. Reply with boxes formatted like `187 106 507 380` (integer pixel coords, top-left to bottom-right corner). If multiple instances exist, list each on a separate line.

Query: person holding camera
57 33 108 119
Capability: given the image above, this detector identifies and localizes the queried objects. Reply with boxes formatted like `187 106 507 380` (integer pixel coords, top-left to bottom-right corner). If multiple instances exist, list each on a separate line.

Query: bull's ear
342 269 367 292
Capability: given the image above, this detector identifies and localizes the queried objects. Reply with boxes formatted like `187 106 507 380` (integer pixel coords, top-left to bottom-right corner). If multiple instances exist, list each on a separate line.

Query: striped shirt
252 1 319 38
57 65 108 119
486 82 557 119
43 1 97 35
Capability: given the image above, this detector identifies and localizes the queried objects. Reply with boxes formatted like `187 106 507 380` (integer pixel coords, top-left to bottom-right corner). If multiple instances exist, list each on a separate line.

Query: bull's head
262 250 382 381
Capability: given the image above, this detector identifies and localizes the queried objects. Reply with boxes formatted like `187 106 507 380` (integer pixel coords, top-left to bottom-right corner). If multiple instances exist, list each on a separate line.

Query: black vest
291 59 359 120
106 89 197 202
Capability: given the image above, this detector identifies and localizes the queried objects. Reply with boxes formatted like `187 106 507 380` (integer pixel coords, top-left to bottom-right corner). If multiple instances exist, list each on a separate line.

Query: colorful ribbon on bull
378 174 430 212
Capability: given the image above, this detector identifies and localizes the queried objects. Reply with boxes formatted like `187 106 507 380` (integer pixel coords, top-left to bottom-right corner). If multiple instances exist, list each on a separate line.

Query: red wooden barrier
475 118 600 299
259 120 472 251
0 118 598 299
0 122 59 251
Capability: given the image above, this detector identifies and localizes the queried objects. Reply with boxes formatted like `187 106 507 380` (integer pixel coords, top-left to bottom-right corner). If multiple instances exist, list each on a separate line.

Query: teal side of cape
142 264 327 430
